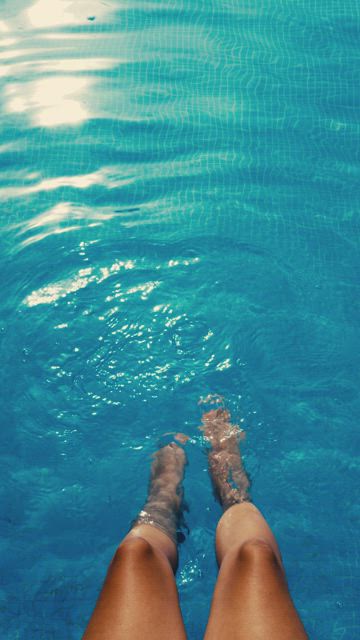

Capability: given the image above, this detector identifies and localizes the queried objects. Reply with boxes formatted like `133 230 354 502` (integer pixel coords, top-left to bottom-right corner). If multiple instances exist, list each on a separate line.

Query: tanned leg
82 440 188 640
201 405 308 640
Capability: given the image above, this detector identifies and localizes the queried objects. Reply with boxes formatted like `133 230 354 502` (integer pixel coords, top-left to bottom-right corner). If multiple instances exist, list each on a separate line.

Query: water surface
1 1 360 638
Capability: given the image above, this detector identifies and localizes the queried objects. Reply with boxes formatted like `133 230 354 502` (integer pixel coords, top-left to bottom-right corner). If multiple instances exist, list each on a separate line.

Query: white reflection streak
19 202 118 233
27 0 77 28
6 76 91 127
0 58 117 78
0 48 44 60
24 260 136 307
0 19 17 47
0 38 17 47
25 272 94 307
27 0 114 28
0 169 135 201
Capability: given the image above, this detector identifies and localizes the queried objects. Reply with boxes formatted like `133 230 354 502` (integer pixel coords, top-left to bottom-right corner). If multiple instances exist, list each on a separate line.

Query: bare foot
133 440 187 544
149 443 186 507
201 408 243 450
162 431 190 446
200 405 250 510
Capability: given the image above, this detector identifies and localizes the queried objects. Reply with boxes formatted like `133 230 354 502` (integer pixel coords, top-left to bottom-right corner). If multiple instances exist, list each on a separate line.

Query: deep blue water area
1 1 360 638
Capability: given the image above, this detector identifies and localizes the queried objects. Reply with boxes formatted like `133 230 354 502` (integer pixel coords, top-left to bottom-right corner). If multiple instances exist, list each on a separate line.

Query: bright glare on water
1 1 360 638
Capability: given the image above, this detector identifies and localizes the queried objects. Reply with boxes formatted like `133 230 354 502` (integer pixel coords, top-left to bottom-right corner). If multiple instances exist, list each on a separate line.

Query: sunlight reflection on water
6 76 91 127
27 0 113 29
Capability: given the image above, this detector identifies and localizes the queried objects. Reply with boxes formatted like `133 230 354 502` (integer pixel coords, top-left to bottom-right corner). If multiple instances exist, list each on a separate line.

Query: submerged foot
200 405 251 510
149 441 187 507
133 437 188 544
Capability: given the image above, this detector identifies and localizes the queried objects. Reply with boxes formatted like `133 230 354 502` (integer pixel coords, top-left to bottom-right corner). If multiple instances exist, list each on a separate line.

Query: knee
112 536 155 566
233 538 282 571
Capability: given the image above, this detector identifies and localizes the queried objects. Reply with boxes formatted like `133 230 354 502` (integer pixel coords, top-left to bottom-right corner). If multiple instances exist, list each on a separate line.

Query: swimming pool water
1 1 360 638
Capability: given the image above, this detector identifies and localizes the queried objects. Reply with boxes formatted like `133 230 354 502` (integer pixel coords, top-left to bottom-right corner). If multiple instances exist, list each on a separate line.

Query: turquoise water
1 0 360 637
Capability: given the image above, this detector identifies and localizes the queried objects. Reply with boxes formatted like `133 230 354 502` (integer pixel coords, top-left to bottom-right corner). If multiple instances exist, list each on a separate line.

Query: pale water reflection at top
26 0 114 29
